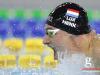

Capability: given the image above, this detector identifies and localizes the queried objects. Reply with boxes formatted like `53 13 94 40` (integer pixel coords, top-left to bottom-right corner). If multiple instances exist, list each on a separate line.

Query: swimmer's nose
43 35 51 45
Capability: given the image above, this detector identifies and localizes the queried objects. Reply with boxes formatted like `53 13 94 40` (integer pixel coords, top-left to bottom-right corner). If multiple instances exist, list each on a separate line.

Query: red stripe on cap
68 9 79 13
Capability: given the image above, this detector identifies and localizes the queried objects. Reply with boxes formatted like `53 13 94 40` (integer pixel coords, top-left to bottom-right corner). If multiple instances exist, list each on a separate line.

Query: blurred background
0 0 99 75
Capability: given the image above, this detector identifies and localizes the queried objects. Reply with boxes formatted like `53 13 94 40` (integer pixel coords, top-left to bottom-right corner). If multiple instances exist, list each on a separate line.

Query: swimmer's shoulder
93 34 100 49
93 34 100 58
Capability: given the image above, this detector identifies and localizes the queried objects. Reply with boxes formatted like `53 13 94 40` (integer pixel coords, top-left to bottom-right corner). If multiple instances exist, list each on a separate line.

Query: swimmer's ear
79 30 96 39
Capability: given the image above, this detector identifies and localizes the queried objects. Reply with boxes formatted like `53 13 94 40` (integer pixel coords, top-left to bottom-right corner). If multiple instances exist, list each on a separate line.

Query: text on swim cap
47 16 53 22
62 20 76 28
66 16 76 22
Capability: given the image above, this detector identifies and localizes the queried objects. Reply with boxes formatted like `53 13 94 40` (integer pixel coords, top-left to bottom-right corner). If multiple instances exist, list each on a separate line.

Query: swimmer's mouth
47 45 58 60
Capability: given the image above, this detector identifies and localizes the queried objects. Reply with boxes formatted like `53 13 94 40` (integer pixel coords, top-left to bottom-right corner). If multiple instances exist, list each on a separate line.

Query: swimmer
43 2 100 75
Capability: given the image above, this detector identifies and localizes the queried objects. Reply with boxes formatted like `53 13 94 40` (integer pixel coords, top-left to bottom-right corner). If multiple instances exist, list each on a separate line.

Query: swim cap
46 2 91 35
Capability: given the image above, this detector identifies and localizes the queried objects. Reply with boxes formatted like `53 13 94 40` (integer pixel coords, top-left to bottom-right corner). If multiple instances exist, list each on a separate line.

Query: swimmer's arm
93 48 100 67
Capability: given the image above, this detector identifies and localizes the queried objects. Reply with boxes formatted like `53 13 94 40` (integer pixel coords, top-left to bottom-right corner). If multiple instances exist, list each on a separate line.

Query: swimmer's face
43 24 92 57
43 25 79 52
